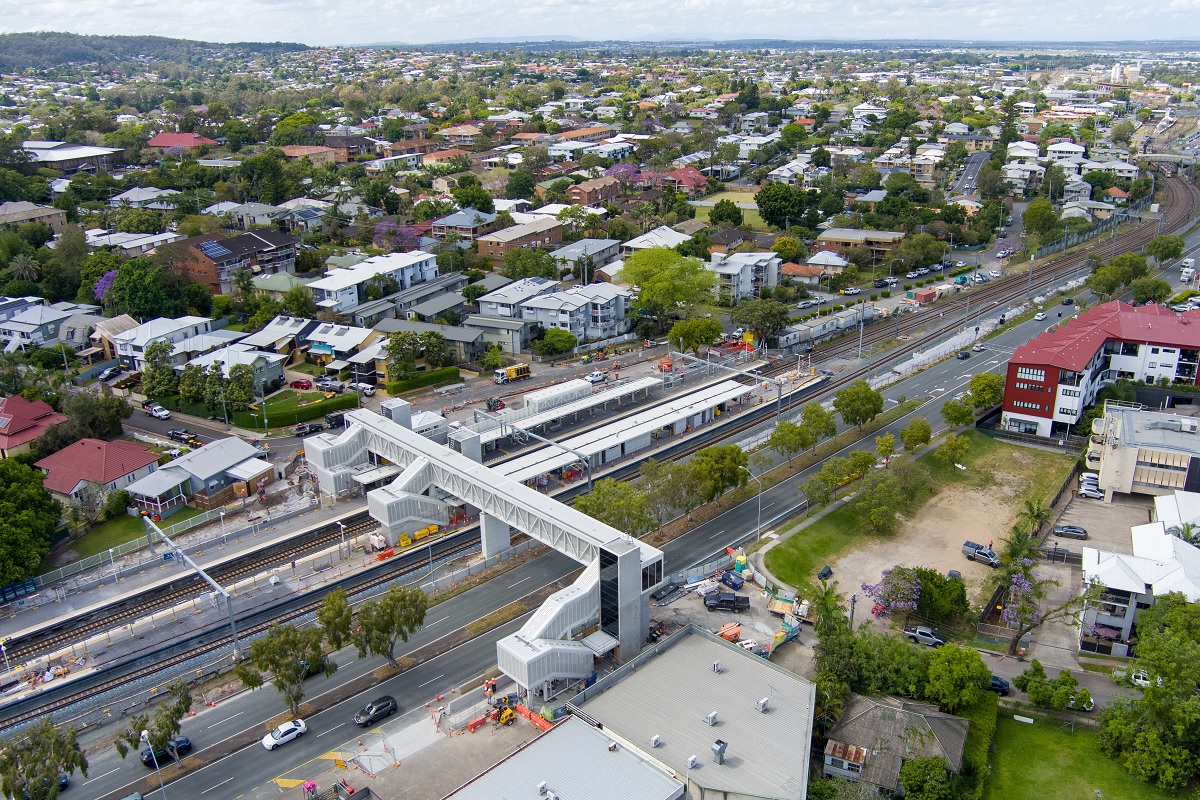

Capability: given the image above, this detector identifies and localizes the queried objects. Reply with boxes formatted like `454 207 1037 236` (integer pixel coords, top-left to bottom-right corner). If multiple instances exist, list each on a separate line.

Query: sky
3 0 1200 47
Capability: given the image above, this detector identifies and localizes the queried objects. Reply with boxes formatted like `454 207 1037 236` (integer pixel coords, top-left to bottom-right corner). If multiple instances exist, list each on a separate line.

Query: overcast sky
3 0 1200 47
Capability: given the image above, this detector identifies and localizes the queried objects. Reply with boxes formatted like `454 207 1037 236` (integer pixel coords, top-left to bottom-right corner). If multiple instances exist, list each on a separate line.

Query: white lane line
509 576 531 588
83 768 121 785
708 529 726 540
201 778 235 794
208 711 243 728
426 615 449 627
317 723 346 738
418 673 445 688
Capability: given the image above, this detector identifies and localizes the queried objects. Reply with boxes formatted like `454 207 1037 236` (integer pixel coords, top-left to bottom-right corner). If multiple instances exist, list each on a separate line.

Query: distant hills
0 32 307 71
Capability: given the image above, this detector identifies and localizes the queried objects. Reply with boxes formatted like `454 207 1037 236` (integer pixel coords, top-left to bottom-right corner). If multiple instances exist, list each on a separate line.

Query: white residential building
477 277 559 319
621 226 692 256
1047 142 1087 163
112 316 213 370
520 283 632 341
307 251 438 312
707 253 782 303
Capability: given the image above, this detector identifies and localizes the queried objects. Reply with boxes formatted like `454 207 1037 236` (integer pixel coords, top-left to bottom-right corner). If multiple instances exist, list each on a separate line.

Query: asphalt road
951 151 991 195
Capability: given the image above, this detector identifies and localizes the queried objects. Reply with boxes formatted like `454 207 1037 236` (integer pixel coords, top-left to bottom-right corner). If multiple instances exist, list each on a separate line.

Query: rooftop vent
712 660 723 674
607 741 618 752
537 782 548 795
650 734 661 748
687 755 699 769
757 697 770 713
705 711 718 727
712 739 728 765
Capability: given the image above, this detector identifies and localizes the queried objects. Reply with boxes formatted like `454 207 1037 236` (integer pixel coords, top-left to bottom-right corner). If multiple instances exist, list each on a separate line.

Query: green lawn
258 390 337 414
692 203 768 230
983 716 1171 800
60 506 206 561
764 500 870 593
289 362 324 376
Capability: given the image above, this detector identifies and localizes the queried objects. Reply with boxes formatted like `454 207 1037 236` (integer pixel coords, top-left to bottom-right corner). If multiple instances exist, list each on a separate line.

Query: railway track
5 175 1197 729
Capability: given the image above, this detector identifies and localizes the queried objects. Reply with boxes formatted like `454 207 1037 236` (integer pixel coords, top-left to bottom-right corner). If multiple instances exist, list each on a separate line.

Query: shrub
903 283 913 291
869 293 879 301
881 289 891 298
105 490 131 520
956 691 999 800
385 366 461 395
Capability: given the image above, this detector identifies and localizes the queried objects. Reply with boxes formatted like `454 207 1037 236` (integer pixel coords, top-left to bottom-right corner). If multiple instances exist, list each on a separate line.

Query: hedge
385 366 461 395
232 391 360 429
956 690 999 800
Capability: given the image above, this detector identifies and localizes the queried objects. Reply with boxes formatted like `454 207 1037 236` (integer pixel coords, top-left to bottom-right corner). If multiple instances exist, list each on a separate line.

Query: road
951 151 991 195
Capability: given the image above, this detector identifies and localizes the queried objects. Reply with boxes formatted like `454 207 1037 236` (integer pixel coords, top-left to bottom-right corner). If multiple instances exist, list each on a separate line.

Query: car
906 271 919 279
738 639 760 651
1062 297 1075 306
731 327 744 338
1171 303 1197 312
841 287 861 295
956 351 971 360
972 342 986 352
147 404 171 420
817 565 833 581
811 295 827 305
955 261 966 268
294 422 325 436
797 300 814 309
140 736 192 766
354 695 398 726
873 279 887 288
262 719 307 750
1034 312 1047 321
98 366 122 381
290 379 313 389
1067 693 1095 711
1053 524 1089 540
349 382 376 396
1079 486 1104 499
917 267 930 275
167 428 194 442
585 370 608 384
316 379 343 392
884 276 899 285
988 675 1011 696
1130 669 1162 688
947 569 962 581
989 270 1001 278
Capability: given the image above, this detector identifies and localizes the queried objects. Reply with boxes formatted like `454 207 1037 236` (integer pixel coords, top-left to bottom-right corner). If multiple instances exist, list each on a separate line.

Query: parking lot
1050 492 1153 557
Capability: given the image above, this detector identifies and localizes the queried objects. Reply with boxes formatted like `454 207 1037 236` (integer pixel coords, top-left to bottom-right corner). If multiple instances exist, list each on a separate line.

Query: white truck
1182 258 1195 282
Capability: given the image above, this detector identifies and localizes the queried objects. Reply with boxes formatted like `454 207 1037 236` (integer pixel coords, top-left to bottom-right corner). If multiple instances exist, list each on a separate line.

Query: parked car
704 592 751 613
1079 486 1104 499
989 270 1002 278
906 271 919 279
1130 669 1162 688
1034 312 1047 321
147 404 171 420
1067 693 1095 711
1053 525 1089 540
167 429 194 442
140 736 192 766
963 541 1001 567
797 300 814 309
354 695 398 726
884 276 899 285
811 295 827 304
903 625 946 647
841 287 861 295
316 379 343 392
947 569 962 581
290 379 313 389
294 422 325 436
955 261 966 268
917 267 930 275
987 675 1011 696
98 366 122 381
349 382 376 396
262 719 307 750
585 370 608 384
873 279 887 288
738 639 760 651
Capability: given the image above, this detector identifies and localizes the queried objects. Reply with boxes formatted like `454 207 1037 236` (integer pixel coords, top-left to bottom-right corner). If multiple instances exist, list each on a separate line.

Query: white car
1034 312 1047 321
797 300 814 309
585 370 607 384
973 342 985 352
884 276 898 285
738 639 760 651
348 382 376 396
842 287 861 295
989 270 1001 278
955 261 966 268
1078 486 1104 499
148 405 171 420
812 295 827 305
262 719 307 750
906 271 919 279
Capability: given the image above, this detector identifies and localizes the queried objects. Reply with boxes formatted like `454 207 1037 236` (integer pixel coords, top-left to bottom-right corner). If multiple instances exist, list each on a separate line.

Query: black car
294 423 325 436
1053 524 1089 540
987 675 1011 696
98 366 122 381
873 278 887 288
1062 297 1075 306
956 351 971 360
140 736 191 767
20 773 70 800
167 429 195 442
817 565 833 581
354 695 398 726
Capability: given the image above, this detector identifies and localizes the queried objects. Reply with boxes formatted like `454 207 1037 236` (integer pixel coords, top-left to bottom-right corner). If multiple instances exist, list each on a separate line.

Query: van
962 541 1001 567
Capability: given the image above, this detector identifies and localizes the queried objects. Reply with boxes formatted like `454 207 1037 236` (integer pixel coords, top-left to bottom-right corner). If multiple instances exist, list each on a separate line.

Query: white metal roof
476 377 660 445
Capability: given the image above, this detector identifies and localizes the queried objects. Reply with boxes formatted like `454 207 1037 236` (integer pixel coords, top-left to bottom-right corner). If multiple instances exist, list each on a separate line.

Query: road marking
317 723 345 738
201 778 235 794
208 711 244 728
418 673 445 688
509 576 531 588
83 768 121 785
426 615 449 627
708 528 726 539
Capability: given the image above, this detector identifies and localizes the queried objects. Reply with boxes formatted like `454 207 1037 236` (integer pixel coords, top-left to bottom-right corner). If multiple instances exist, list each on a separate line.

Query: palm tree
1019 500 1051 533
811 580 849 639
8 253 40 282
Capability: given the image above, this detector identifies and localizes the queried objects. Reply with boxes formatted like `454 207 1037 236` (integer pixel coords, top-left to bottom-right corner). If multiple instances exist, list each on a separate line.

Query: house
436 124 482 148
112 316 214 370
430 208 499 241
225 202 282 229
307 251 439 312
549 239 621 277
280 145 337 166
406 292 467 323
813 228 905 265
146 132 219 150
478 277 559 318
238 316 320 362
86 230 184 256
781 262 825 286
1064 181 1093 202
22 140 123 173
707 253 781 303
373 318 485 364
520 283 633 341
0 296 43 323
709 228 749 255
124 437 273 516
1106 186 1131 204
421 148 472 167
621 226 692 256
58 312 102 356
0 395 68 459
349 272 474 328
567 176 621 206
35 438 159 508
90 315 139 361
323 135 378 163
303 322 381 368
251 272 315 301
184 343 287 392
1003 301 1200 437
0 201 68 233
661 166 708 197
110 187 181 210
823 694 969 794
477 218 563 265
179 230 298 295
0 304 78 352
462 314 530 354
1047 141 1087 163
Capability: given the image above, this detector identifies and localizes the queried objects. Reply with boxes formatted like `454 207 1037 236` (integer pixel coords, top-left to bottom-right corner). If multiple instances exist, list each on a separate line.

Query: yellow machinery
497 707 515 726
397 524 439 549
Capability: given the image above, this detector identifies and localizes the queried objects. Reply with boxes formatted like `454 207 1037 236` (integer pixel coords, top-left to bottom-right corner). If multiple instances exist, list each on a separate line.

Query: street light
337 521 346 550
260 381 270 435
141 729 167 799
739 465 763 544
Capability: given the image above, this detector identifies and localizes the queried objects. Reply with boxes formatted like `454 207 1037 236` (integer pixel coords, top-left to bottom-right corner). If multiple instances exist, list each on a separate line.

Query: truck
962 540 1001 567
1182 258 1195 271
903 625 947 647
766 594 818 623
705 592 751 613
493 363 532 384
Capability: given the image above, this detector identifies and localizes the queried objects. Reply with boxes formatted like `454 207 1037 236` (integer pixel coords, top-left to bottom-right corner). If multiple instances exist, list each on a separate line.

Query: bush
881 289 891 298
957 691 999 800
231 391 359 429
903 283 913 291
385 366 462 395
105 490 131 520
870 293 879 301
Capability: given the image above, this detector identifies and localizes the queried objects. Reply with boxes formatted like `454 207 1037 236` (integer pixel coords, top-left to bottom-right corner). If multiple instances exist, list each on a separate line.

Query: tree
420 331 451 368
1109 252 1149 285
0 460 61 584
281 285 317 318
875 433 895 464
140 340 177 399
618 248 717 327
772 235 805 263
924 644 989 713
353 583 428 668
754 182 806 229
730 299 791 346
967 372 1004 409
535 328 576 356
234 623 334 714
1019 500 1052 533
8 252 39 282
1110 120 1135 146
639 458 683 530
506 170 535 199
226 364 256 410
936 433 971 465
1002 567 1099 656
451 183 494 214
940 398 974 427
898 756 954 800
480 345 506 370
317 587 352 651
860 476 903 533
691 443 748 506
833 380 884 429
1145 234 1185 266
386 331 422 380
501 247 557 280
1022 197 1061 241
113 680 191 781
575 477 654 537
0 716 88 800
1087 265 1124 300
801 401 838 452
178 363 205 406
1131 277 1172 305
900 417 932 451
668 317 723 355
768 420 812 464
708 198 743 227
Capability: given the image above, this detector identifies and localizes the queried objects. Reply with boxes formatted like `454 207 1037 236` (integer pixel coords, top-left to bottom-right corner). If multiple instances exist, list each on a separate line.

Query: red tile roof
35 438 159 495
146 132 219 149
1010 300 1200 372
0 395 67 452
781 262 824 278
667 166 708 187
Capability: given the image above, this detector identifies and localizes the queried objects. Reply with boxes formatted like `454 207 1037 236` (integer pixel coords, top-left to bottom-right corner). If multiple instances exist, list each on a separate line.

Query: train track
6 175 1197 728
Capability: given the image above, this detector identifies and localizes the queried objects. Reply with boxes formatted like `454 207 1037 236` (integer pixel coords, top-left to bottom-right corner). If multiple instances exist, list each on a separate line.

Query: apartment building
706 252 782 303
520 283 632 342
812 229 905 265
477 218 563 265
477 277 558 318
180 230 298 295
112 316 214 370
307 251 439 313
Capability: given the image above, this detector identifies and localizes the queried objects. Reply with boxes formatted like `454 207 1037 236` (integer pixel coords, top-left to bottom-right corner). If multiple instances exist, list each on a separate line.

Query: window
1015 382 1043 391
1062 389 1081 398
1162 364 1174 370
1149 363 1157 369
1017 367 1045 381
1152 347 1160 355
1013 400 1042 410
1059 407 1077 415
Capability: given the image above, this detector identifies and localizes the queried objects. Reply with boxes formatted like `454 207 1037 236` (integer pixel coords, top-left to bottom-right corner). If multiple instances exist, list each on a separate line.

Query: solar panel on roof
197 240 231 258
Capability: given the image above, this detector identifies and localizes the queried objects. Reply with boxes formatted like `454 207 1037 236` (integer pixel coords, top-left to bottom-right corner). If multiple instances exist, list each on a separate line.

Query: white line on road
201 778 235 794
208 711 243 728
509 576 531 588
708 529 726 539
418 673 445 688
426 615 449 627
83 768 121 785
317 723 346 737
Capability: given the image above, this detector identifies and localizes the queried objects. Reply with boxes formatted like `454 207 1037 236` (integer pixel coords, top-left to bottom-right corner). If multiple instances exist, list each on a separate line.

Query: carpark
1050 492 1153 558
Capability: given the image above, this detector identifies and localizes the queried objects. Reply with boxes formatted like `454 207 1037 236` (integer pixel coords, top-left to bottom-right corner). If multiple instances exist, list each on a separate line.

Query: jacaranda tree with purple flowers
93 269 117 304
862 566 922 613
1000 557 1100 655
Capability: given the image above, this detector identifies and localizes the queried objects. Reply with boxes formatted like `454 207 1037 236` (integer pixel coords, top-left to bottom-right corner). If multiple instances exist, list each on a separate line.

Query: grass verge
62 507 206 561
467 602 528 635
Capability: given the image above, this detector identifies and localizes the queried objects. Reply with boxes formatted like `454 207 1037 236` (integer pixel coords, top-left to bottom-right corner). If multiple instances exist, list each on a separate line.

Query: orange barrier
513 703 554 731
375 549 395 561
